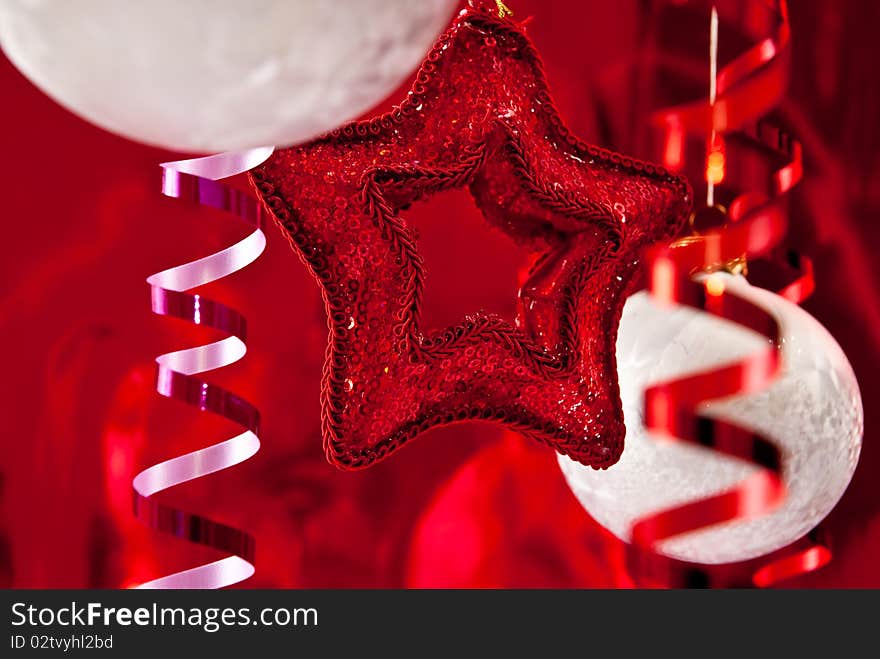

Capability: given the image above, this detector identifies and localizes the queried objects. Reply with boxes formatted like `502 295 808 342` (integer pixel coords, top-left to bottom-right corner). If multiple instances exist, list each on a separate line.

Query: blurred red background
1 0 877 588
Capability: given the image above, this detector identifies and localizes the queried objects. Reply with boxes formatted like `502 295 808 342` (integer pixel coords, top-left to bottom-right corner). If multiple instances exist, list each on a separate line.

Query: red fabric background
1 0 878 587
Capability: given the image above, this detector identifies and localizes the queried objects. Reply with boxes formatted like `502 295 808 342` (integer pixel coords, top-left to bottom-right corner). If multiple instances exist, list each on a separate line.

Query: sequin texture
251 7 692 469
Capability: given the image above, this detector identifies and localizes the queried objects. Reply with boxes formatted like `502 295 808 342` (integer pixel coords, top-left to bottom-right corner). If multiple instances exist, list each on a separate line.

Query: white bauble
559 272 862 564
0 0 456 151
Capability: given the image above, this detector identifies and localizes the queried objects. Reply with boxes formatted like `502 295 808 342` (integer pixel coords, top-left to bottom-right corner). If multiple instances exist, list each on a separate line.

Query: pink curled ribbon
134 148 273 589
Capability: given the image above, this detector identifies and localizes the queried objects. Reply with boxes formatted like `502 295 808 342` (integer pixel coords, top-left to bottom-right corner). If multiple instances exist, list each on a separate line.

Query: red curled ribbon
134 149 272 589
630 0 831 587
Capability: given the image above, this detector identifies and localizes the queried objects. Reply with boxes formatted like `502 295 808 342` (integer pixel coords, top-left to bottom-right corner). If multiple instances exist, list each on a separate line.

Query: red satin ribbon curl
630 0 830 588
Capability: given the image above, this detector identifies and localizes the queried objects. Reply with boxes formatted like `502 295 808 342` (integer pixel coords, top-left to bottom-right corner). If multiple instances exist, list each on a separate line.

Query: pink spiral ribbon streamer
134 148 273 589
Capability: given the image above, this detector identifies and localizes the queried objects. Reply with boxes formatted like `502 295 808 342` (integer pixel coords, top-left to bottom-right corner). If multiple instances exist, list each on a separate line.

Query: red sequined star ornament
251 6 691 469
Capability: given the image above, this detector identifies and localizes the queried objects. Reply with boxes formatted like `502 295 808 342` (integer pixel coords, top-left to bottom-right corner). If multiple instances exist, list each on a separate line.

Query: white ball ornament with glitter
559 272 862 564
0 0 457 151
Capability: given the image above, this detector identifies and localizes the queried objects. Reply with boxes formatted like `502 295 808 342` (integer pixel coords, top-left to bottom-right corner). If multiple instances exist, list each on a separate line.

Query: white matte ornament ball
0 0 457 151
559 272 863 564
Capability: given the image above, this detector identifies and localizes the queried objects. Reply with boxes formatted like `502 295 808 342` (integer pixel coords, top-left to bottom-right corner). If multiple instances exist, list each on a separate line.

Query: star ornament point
252 8 691 469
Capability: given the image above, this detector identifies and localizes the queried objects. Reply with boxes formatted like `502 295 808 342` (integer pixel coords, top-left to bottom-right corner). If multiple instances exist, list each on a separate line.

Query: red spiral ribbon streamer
630 0 831 587
134 149 273 589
